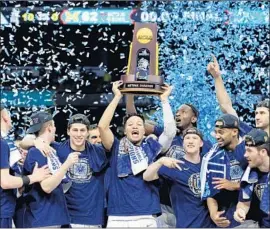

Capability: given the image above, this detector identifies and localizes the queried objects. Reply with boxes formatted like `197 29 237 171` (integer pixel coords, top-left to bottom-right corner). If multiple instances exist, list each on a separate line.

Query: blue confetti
142 1 269 142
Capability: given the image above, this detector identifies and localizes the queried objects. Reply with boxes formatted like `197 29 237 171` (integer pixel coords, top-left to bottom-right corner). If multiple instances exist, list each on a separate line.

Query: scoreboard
0 7 268 26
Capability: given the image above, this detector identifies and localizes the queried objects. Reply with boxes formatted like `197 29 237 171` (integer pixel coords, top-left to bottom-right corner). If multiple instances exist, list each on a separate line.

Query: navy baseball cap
68 114 90 128
183 127 203 140
215 114 239 129
245 129 269 147
27 111 53 134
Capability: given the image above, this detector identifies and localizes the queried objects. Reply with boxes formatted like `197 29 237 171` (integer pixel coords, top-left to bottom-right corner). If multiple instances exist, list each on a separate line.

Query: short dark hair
123 113 145 126
256 99 270 110
184 103 199 118
257 143 270 157
68 114 90 130
89 124 98 130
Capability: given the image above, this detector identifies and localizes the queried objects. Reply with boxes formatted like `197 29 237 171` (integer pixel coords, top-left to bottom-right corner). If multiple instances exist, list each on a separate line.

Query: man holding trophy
97 23 178 227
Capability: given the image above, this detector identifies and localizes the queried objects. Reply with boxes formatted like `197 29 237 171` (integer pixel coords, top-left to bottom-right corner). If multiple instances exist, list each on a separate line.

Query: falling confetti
141 1 269 142
0 1 269 141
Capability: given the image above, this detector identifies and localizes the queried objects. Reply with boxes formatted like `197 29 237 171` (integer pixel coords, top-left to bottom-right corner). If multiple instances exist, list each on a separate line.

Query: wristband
22 176 30 187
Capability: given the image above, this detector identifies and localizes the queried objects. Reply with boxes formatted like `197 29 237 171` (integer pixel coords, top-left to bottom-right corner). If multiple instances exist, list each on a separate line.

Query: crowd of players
0 56 269 228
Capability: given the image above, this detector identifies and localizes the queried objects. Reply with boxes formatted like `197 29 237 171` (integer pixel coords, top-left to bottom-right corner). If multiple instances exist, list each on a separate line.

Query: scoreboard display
0 7 268 26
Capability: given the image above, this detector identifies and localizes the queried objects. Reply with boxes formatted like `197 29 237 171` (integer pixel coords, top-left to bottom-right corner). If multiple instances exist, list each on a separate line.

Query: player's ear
191 116 197 124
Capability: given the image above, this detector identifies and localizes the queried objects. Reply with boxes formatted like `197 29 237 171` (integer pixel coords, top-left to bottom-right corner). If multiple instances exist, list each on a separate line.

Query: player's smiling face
214 127 234 148
68 123 88 148
255 107 269 129
183 134 203 155
124 116 145 145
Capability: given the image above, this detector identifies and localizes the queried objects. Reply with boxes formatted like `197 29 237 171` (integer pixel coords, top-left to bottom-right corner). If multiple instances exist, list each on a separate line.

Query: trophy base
120 74 164 95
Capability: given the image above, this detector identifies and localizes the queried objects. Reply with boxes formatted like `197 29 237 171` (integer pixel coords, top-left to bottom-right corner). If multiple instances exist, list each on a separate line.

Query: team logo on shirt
166 145 185 160
67 157 93 183
188 173 201 197
254 183 267 201
230 160 243 182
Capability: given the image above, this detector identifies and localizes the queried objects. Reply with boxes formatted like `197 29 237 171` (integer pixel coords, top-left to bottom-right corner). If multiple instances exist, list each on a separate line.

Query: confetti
0 1 268 142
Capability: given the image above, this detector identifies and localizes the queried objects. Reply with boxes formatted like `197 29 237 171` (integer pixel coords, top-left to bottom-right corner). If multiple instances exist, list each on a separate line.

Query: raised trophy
120 22 164 94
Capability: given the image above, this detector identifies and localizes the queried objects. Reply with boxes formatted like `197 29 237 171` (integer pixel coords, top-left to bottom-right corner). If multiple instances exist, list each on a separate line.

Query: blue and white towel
240 166 258 199
117 136 162 177
47 151 69 182
200 144 230 199
261 174 269 215
240 167 269 215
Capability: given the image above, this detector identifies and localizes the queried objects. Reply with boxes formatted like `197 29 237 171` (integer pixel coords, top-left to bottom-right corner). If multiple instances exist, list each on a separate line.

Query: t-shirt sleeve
153 126 163 137
238 186 253 202
158 165 182 184
0 139 10 169
23 148 47 174
239 121 253 137
91 143 108 168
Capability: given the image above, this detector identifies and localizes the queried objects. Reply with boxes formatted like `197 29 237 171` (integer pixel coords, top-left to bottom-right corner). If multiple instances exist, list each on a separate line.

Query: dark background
1 1 269 141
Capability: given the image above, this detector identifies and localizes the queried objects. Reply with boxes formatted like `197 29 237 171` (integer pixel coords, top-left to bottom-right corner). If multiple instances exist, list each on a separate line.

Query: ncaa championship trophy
120 22 164 94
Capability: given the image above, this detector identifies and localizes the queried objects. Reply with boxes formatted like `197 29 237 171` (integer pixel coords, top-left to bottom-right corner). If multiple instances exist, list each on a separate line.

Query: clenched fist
65 152 81 167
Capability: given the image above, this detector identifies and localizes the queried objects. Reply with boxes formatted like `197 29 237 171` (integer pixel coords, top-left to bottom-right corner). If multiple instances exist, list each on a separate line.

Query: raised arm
158 84 177 152
207 54 238 117
143 157 182 181
98 81 123 151
126 94 137 114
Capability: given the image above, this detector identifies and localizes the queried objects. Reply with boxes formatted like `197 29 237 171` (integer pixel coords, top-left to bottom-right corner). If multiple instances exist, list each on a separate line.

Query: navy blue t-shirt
154 125 212 207
158 158 215 228
212 141 247 228
57 141 107 225
239 121 253 137
105 138 161 216
23 143 70 227
239 170 270 228
0 138 16 218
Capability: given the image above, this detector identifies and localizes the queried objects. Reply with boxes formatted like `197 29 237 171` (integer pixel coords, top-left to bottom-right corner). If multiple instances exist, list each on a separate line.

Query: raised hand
160 83 173 102
112 80 123 97
159 157 184 170
65 152 81 167
207 54 221 78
